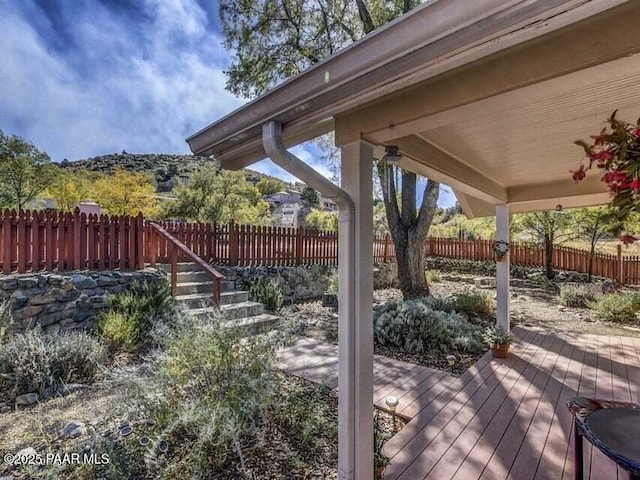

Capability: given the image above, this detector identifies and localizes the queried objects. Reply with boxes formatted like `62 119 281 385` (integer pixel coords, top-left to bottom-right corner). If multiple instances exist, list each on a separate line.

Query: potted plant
374 411 390 480
483 326 514 358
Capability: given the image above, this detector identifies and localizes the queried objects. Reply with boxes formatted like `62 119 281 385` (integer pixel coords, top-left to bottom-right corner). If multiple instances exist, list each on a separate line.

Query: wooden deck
278 329 640 480
383 327 640 480
277 337 450 417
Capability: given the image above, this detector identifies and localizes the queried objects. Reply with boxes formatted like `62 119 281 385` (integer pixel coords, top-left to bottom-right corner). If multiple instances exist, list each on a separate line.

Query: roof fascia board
191 0 622 158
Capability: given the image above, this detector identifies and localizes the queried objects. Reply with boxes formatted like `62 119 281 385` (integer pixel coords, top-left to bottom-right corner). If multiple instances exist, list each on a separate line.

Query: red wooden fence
3 209 640 285
426 237 640 285
0 209 145 274
146 220 396 266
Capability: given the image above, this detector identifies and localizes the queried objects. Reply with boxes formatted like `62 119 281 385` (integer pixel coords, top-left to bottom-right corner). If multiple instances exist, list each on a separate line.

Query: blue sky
0 0 455 208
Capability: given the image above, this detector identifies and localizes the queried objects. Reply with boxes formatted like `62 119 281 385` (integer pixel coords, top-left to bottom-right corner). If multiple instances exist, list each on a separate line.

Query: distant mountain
58 152 290 193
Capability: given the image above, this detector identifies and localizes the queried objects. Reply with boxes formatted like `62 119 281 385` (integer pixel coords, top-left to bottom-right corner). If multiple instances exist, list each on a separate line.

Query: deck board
278 328 640 480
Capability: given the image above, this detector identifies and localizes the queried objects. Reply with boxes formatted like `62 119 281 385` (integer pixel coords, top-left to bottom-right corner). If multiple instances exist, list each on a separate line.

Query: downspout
263 120 360 479
262 121 354 222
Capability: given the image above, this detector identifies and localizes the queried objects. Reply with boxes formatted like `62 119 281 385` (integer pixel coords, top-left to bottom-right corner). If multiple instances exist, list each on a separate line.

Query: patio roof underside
333 5 640 217
190 1 640 218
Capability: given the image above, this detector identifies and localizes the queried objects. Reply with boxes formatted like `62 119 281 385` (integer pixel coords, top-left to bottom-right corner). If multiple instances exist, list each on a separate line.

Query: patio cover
186 1 640 479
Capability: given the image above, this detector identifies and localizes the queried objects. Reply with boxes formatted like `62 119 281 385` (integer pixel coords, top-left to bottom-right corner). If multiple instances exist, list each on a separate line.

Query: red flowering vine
573 111 640 244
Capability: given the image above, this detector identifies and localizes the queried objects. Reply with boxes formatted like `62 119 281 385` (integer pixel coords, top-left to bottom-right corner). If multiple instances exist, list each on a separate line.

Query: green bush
557 283 601 308
246 278 284 313
0 300 14 346
99 311 138 351
421 295 457 313
0 328 106 403
589 293 640 323
373 299 485 355
99 280 174 351
454 292 496 317
425 269 441 283
93 315 279 479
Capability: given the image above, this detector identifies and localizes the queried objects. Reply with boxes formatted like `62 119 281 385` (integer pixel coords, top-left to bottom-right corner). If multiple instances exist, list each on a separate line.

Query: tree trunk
394 231 429 298
377 162 439 299
544 235 555 279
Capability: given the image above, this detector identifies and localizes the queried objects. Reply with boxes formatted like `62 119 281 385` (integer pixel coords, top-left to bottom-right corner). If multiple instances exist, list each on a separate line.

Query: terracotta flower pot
491 343 510 358
375 465 385 480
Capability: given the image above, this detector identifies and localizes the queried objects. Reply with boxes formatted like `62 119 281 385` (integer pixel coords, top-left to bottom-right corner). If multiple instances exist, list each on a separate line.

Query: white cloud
0 0 242 161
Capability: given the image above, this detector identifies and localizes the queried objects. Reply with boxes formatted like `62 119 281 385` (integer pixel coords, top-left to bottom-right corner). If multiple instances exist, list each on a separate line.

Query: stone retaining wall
0 269 167 333
216 263 398 303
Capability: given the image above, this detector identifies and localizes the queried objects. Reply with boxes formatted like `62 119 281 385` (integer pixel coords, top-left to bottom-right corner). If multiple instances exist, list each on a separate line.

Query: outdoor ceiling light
383 145 402 164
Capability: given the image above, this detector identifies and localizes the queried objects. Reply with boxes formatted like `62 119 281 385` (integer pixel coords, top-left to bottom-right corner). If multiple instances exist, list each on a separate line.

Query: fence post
228 221 239 266
383 234 390 262
73 207 81 270
295 227 304 265
136 213 145 270
617 244 624 284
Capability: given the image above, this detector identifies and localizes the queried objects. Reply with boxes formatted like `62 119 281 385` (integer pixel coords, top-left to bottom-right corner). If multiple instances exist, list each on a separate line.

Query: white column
338 140 374 480
496 204 510 332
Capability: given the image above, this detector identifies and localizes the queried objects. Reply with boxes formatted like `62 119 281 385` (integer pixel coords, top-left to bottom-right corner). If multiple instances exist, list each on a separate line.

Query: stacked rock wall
0 269 166 333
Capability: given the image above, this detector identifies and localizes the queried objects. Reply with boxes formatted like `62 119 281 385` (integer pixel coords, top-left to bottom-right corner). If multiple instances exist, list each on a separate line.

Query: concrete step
188 301 265 320
174 281 238 295
175 290 249 307
156 262 199 273
175 293 214 309
221 314 280 335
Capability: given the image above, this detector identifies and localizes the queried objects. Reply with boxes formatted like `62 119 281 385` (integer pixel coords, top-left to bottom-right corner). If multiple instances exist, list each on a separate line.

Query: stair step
221 301 265 320
220 314 280 335
175 293 214 309
188 301 266 320
175 290 250 307
174 281 239 295
156 262 199 273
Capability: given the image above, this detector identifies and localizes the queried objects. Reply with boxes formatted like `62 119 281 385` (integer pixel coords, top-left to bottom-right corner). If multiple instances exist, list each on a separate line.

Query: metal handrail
147 221 224 305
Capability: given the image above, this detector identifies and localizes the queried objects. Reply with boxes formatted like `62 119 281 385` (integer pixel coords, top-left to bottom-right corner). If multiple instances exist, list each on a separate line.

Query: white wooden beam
394 135 507 204
496 204 510 333
339 141 374 480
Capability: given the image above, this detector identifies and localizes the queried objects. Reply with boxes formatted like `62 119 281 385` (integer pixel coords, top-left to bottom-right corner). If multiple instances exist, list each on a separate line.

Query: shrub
95 314 279 479
373 299 484 355
557 283 601 308
589 293 640 323
99 311 138 351
246 278 284 313
0 328 106 403
0 300 14 346
454 292 496 317
425 269 441 283
99 280 174 351
421 295 457 313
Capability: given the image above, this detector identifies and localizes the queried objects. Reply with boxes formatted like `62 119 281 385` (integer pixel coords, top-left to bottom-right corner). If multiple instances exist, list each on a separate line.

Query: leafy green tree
572 207 620 282
300 185 319 208
45 169 94 212
93 168 158 217
513 210 577 279
305 208 338 231
162 166 271 225
220 0 437 298
256 177 285 196
0 131 58 210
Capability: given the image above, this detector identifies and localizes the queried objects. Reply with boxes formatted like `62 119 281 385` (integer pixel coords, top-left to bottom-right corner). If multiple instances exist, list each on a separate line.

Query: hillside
59 153 290 193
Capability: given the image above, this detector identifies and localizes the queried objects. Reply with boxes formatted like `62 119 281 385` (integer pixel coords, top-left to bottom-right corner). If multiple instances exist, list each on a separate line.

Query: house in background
266 189 302 227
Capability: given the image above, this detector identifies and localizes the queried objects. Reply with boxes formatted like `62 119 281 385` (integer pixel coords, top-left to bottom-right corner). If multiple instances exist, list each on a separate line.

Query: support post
339 140 374 480
496 204 510 332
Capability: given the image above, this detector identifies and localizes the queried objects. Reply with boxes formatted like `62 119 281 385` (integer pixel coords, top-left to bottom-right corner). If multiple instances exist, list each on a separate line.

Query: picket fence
1 209 639 285
0 209 145 274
